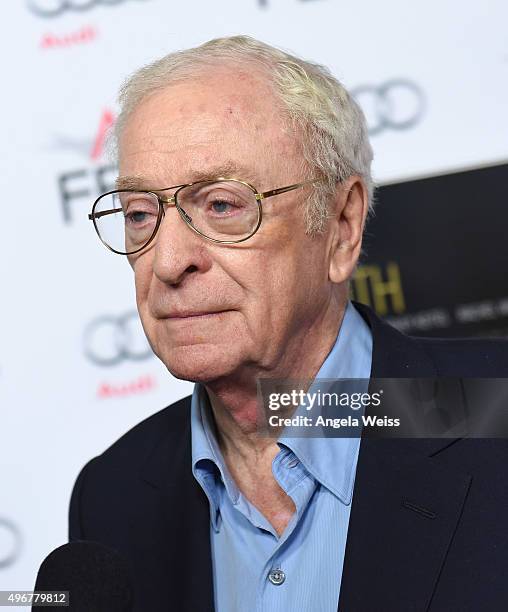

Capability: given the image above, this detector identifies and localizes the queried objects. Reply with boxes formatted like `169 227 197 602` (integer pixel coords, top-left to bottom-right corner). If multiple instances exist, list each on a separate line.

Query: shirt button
268 569 286 585
287 459 299 468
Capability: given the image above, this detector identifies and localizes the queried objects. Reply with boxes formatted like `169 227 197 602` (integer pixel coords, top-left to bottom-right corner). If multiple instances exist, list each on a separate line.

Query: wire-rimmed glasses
88 177 319 255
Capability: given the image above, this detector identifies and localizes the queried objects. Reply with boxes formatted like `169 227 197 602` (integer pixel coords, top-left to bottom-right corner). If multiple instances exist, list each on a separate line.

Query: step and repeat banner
1 0 507 595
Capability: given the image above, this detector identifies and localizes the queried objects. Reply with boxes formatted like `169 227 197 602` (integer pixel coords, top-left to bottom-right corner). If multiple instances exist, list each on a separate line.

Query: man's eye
211 199 233 214
125 210 152 224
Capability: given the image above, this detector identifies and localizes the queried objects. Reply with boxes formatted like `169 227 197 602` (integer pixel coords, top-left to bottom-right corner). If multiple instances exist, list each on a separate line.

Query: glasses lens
93 191 159 254
176 180 260 241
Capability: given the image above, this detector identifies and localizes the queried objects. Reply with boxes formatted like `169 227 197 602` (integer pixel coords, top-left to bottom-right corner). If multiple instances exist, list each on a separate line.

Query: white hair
115 35 374 233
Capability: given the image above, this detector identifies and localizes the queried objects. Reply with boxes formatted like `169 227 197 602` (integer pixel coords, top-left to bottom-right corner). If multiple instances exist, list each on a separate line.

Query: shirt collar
191 384 240 530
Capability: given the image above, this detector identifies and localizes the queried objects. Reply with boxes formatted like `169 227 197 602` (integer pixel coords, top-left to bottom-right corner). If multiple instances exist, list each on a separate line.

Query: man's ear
327 176 369 284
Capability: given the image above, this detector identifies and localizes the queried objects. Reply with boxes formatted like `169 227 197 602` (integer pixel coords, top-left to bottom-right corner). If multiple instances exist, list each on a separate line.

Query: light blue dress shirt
191 301 373 612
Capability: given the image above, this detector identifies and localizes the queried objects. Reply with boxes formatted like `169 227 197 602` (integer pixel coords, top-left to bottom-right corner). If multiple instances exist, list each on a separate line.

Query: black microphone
33 541 133 611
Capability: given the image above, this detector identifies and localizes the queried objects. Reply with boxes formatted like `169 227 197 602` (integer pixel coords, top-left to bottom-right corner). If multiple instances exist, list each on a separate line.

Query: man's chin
156 344 241 384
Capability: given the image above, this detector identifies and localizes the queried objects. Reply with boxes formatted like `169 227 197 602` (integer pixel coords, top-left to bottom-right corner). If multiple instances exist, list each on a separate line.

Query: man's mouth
165 310 231 320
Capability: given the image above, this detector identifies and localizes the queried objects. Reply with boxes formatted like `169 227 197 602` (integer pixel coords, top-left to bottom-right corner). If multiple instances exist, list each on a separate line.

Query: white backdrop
2 0 508 595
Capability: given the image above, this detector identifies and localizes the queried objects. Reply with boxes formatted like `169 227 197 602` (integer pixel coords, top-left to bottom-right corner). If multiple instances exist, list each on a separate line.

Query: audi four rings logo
0 518 22 570
27 0 148 18
84 311 154 366
351 79 426 136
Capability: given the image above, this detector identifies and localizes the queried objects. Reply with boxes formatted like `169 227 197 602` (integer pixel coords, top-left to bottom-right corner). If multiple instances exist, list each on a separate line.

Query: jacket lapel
139 397 215 612
338 304 472 611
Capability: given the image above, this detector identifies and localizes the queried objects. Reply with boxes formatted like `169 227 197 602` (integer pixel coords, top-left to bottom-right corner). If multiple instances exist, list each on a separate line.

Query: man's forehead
127 67 277 123
118 68 302 189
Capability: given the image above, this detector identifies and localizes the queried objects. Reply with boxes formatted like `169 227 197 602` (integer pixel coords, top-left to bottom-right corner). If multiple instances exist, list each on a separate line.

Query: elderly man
70 36 508 612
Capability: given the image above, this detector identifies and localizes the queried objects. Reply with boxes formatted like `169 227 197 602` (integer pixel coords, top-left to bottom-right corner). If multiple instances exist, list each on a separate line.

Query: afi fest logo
27 0 149 18
56 109 117 223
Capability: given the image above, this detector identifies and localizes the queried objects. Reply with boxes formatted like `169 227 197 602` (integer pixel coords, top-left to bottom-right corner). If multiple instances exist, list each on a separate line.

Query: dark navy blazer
69 303 508 611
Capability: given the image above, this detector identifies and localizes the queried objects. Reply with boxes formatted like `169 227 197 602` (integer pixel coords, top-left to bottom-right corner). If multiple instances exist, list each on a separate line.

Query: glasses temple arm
88 209 122 220
258 179 319 200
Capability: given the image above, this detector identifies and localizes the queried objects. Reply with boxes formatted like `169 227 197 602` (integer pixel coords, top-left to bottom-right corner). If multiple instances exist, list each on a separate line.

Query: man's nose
152 207 212 285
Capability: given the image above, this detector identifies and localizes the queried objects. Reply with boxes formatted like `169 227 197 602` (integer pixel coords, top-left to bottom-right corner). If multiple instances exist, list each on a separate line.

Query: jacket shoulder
353 301 508 377
413 336 508 376
69 394 192 540
72 394 192 496
95 394 191 468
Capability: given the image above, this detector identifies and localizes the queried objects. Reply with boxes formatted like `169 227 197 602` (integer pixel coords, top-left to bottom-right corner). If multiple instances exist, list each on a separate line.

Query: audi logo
27 0 148 18
351 79 426 136
83 311 153 367
0 518 22 570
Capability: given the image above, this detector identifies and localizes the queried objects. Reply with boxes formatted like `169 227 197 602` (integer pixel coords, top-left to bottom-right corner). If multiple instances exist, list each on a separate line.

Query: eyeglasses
88 177 319 255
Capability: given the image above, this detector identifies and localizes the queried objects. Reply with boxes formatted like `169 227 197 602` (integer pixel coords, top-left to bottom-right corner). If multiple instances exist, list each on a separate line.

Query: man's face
119 65 340 383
